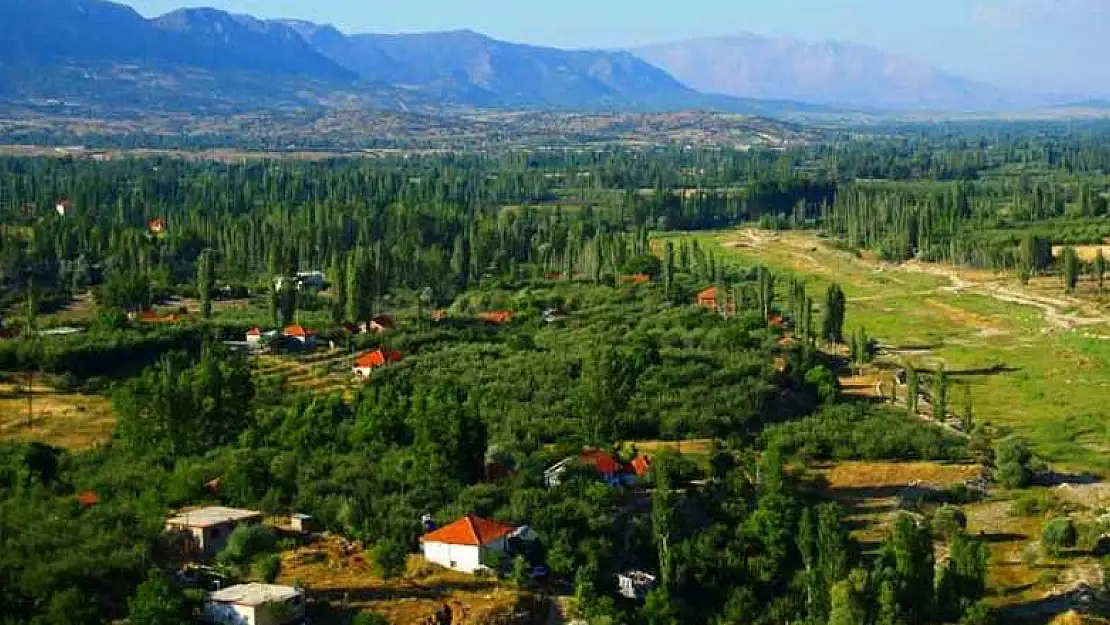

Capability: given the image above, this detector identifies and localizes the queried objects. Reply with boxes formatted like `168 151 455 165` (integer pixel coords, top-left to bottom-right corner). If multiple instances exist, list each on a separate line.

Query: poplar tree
906 364 919 417
822 283 847 345
1062 246 1080 294
934 365 949 421
1095 250 1107 297
196 248 215 319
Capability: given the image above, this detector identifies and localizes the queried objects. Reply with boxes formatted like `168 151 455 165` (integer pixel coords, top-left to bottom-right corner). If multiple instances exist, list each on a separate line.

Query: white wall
423 541 483 573
204 602 255 625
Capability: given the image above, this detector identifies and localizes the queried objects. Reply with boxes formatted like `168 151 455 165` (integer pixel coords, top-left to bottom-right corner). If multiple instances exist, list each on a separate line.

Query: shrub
932 505 968 540
217 524 276 568
253 553 282 583
1042 516 1078 557
994 437 1036 489
353 613 389 625
371 538 409 580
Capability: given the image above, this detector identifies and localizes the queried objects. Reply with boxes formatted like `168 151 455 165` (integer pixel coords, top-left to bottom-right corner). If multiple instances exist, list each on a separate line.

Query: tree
510 554 530 586
217 524 276 569
196 248 215 319
1041 516 1077 557
353 613 390 625
905 364 919 417
994 437 1036 489
828 569 869 625
1061 246 1080 294
962 385 974 433
372 538 409 579
933 365 948 421
279 280 296 327
1096 250 1107 297
663 241 675 296
128 573 199 625
822 283 847 344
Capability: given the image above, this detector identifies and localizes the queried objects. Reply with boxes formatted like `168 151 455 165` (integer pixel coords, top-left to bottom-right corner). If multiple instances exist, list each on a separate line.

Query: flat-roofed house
165 506 263 558
204 583 305 625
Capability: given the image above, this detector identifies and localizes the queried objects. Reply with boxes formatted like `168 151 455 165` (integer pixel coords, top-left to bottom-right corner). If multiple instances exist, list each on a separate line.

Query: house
148 217 167 234
618 571 658 601
290 514 313 533
246 327 264 345
295 271 327 290
76 490 99 508
204 583 305 625
621 273 652 286
481 310 514 326
282 325 317 350
420 515 517 574
55 200 73 217
353 348 403 378
165 506 263 558
363 315 395 334
697 286 718 310
544 450 625 488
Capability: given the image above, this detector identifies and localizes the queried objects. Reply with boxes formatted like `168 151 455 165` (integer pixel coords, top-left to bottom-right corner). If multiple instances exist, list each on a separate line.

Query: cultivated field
253 349 359 399
683 228 1110 474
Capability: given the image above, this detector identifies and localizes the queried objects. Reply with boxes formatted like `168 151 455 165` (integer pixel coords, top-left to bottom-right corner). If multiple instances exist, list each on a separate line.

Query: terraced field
252 349 360 399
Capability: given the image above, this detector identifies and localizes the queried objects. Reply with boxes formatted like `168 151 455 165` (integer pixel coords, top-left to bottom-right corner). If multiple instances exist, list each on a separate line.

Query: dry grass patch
823 461 982 490
278 535 527 625
0 383 113 449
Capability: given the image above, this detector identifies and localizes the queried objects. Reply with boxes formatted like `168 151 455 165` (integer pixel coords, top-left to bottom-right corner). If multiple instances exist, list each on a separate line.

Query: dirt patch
279 534 527 625
925 299 1000 329
628 439 712 455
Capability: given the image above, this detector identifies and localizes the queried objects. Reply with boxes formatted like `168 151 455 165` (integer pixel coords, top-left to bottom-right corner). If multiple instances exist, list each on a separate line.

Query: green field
674 228 1110 474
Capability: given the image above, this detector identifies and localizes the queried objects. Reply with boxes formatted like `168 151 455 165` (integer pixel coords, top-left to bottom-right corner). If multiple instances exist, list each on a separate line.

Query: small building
630 455 652 479
55 200 73 217
149 217 167 234
363 315 395 334
282 325 317 350
353 348 403 378
420 514 517 574
165 506 263 558
246 327 264 345
204 583 305 625
295 271 327 290
618 570 658 601
290 513 313 533
697 286 718 310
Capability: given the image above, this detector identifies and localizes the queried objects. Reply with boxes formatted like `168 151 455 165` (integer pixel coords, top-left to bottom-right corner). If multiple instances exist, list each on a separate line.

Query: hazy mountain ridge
633 34 1049 111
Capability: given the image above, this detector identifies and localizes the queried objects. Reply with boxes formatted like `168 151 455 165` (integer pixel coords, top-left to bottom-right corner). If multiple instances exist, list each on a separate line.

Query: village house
282 325 317 350
362 314 395 334
544 450 651 488
352 348 403 378
294 271 327 290
204 583 305 625
55 199 73 217
165 506 263 558
148 217 167 234
420 514 517 574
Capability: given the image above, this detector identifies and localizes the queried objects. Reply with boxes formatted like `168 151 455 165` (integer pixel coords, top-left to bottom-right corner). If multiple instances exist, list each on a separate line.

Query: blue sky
120 0 1110 96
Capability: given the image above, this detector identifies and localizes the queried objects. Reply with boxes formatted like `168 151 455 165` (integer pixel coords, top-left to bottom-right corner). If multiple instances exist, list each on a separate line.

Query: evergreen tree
906 364 919 417
822 283 847 345
1062 246 1080 294
933 365 948 421
196 248 215 319
663 241 675 296
1096 250 1107 297
962 384 974 433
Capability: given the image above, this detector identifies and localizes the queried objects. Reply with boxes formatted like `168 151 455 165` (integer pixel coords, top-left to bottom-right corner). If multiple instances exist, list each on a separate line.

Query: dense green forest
4 122 1110 624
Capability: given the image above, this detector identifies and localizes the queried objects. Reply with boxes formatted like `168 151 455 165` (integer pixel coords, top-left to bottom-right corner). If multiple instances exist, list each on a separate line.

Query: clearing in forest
684 228 1110 474
0 382 113 449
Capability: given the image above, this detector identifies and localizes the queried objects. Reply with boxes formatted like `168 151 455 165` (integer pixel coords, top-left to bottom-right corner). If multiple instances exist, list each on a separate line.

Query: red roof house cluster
420 514 516 547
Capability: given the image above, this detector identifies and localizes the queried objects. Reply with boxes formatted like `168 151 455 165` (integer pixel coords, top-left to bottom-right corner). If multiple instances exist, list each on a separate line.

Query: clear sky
119 0 1110 97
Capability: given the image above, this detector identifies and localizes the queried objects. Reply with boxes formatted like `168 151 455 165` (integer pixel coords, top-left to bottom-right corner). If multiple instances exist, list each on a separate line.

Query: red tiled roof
149 217 166 232
622 273 651 285
283 325 315 338
579 450 623 475
698 286 718 301
630 455 652 478
76 490 99 508
420 515 516 546
481 311 514 325
246 327 262 337
355 348 402 369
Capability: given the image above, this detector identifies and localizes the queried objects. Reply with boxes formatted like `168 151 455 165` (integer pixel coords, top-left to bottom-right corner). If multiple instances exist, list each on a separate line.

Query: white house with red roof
352 348 403 378
420 514 517 573
282 325 317 350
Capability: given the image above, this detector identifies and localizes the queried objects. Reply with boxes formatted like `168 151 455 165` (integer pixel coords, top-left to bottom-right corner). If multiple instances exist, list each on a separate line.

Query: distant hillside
634 34 1041 111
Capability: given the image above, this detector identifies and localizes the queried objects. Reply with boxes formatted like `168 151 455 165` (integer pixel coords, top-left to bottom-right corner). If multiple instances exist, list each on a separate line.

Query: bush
932 505 968 540
804 365 840 405
371 538 409 580
353 613 389 625
994 437 1037 489
1042 516 1078 557
217 524 276 568
253 553 282 583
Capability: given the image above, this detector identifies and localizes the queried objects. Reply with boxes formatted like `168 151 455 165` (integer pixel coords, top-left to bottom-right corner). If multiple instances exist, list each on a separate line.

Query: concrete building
165 507 263 558
204 583 305 625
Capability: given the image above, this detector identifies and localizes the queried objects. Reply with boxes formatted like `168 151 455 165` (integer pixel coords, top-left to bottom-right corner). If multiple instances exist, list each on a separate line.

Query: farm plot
0 382 113 449
253 349 357 398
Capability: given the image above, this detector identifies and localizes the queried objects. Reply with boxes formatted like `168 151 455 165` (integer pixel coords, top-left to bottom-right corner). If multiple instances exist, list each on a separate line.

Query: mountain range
0 0 1064 115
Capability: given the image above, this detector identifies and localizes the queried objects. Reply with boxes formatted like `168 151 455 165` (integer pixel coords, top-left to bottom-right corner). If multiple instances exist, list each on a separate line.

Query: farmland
680 228 1110 474
0 380 113 449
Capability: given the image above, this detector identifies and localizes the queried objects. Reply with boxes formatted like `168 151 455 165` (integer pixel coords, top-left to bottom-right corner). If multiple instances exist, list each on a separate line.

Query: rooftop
208 583 302 607
166 506 262 529
420 514 516 547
